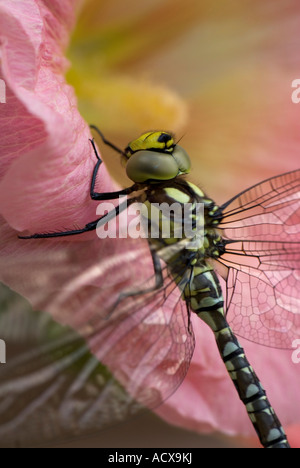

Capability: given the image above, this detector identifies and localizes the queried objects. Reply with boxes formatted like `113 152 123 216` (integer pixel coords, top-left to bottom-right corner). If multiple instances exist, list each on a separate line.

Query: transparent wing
0 227 194 447
77 258 195 410
215 169 300 348
0 287 141 447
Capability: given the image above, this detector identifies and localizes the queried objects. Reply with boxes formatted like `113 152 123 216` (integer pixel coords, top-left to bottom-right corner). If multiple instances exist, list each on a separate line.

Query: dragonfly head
124 131 191 183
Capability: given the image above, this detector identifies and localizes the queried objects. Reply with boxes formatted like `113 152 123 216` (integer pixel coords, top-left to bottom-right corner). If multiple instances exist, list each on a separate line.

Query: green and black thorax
139 178 224 264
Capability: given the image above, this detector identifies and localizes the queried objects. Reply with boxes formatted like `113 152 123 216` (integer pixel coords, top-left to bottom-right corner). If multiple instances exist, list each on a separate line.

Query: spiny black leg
89 136 102 162
185 269 194 335
106 247 164 319
19 199 131 240
18 220 99 239
118 247 163 298
89 138 136 201
89 125 129 198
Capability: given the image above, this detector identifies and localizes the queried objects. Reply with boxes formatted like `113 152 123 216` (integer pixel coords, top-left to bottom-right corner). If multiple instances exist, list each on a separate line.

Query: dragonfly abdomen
226 342 289 446
187 265 290 448
188 265 224 314
216 325 290 448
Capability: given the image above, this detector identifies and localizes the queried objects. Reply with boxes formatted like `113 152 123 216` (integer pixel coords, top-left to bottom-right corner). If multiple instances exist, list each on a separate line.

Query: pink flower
286 425 300 449
0 0 299 448
0 0 114 234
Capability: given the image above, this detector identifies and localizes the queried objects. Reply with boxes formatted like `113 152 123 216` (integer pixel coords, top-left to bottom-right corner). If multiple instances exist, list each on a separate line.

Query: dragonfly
1 126 300 448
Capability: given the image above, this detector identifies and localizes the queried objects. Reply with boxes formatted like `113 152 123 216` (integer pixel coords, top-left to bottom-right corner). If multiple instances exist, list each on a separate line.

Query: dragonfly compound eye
125 145 191 182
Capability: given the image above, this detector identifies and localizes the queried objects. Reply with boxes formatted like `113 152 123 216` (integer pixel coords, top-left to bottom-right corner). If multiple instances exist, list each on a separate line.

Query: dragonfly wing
0 284 144 447
76 262 195 410
0 237 195 447
215 169 300 348
219 169 300 243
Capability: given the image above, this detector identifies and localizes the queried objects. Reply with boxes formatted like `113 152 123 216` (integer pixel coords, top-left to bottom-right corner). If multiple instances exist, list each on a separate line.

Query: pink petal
286 425 300 449
0 0 113 235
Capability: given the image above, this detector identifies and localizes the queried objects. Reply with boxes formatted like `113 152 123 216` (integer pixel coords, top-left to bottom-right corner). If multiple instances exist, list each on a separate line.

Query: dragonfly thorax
141 177 225 317
141 178 224 264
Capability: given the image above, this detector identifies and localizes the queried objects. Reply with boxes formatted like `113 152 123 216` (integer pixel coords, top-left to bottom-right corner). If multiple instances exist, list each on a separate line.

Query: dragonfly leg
19 200 130 239
89 138 135 201
18 131 137 239
106 247 164 319
89 126 137 201
117 247 163 298
18 219 99 239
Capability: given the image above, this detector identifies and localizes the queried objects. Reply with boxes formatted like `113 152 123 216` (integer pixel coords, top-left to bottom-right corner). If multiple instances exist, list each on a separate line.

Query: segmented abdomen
188 264 290 448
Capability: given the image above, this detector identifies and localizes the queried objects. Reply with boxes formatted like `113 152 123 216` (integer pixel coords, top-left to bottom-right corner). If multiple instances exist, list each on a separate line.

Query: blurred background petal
67 0 300 200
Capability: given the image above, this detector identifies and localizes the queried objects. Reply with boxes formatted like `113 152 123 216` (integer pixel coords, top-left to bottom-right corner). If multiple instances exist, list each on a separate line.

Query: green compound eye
126 145 191 182
172 145 191 175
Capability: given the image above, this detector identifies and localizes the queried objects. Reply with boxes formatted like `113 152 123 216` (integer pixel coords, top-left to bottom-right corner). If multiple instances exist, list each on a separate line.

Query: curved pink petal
0 0 113 235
